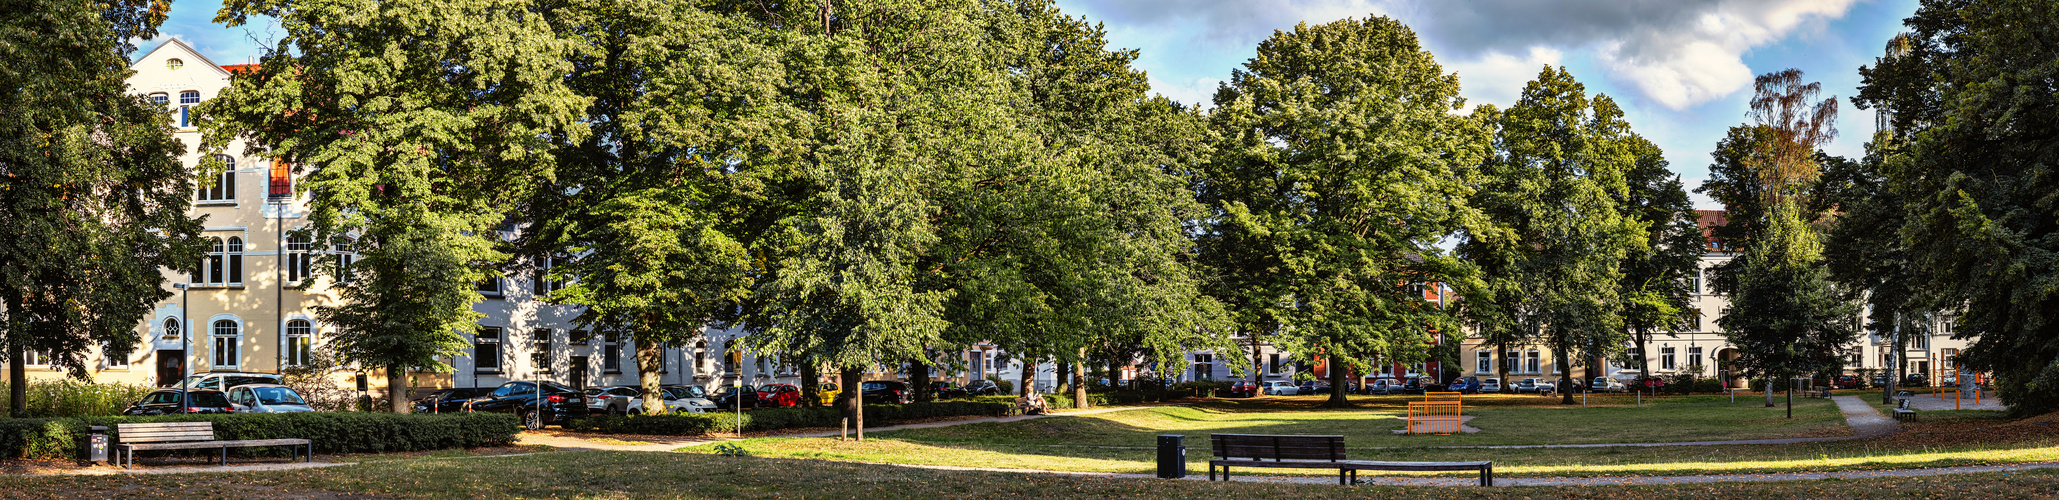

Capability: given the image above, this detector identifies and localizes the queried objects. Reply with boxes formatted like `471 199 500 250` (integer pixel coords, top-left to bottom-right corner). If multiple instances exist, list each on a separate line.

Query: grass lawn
11 450 2059 499
691 395 2059 478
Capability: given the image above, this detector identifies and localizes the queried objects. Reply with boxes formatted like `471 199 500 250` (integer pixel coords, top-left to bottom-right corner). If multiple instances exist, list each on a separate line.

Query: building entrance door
570 356 589 390
156 350 184 387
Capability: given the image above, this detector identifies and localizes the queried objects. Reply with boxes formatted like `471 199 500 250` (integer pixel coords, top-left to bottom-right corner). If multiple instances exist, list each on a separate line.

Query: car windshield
189 392 231 407
862 382 891 391
251 387 307 405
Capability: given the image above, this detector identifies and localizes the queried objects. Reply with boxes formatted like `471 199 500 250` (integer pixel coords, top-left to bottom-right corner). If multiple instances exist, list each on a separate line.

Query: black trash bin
1156 434 1186 479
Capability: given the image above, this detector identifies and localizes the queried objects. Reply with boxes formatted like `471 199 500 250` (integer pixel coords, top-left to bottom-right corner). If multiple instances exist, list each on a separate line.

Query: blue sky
141 0 1918 209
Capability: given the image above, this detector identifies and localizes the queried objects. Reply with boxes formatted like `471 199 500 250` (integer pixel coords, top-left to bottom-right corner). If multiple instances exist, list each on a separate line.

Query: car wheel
521 410 543 430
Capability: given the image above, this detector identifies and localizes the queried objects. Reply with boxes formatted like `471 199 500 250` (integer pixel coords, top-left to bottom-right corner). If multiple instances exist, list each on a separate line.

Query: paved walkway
885 460 2059 487
1834 395 1901 438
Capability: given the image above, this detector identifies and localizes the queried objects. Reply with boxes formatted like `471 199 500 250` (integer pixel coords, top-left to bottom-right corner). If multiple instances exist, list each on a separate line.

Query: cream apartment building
1458 210 1976 387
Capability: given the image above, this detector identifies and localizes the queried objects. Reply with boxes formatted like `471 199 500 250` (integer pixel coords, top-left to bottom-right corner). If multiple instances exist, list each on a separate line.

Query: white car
1478 378 1502 393
1514 378 1554 394
225 384 315 413
1591 377 1628 392
1260 381 1299 395
653 386 715 414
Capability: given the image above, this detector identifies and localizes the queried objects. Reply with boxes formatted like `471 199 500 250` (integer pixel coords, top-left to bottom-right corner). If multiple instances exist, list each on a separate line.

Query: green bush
0 411 518 460
570 401 1010 436
0 380 155 417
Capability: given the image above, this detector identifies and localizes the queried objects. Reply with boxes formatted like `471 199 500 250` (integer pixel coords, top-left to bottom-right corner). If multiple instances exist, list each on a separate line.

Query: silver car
225 384 315 413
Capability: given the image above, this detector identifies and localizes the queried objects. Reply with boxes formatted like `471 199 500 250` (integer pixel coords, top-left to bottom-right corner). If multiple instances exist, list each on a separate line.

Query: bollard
1637 391 1642 407
1581 391 1587 407
1156 435 1186 479
841 418 848 440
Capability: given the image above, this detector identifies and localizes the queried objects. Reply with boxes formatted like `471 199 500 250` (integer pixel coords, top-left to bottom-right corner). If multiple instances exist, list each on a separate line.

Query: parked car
585 386 643 415
1446 377 1478 394
965 380 1003 396
711 385 760 410
125 389 234 415
859 380 911 405
757 384 803 407
1228 380 1259 398
1260 381 1299 395
1478 378 1502 393
1904 373 1929 387
1365 379 1401 395
657 386 717 414
1591 377 1628 392
1939 373 1959 386
463 380 590 429
1871 373 1893 388
929 381 968 399
1298 381 1332 395
1401 377 1428 394
1513 378 1545 393
814 385 841 405
225 384 314 413
413 387 494 413
1835 375 1863 389
176 372 285 392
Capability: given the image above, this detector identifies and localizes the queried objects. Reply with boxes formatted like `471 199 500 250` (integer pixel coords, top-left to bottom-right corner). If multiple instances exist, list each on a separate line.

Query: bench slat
118 422 215 430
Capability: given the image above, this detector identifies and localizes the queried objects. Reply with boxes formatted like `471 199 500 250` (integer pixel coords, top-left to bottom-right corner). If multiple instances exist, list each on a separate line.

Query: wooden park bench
1207 434 1493 486
115 421 312 469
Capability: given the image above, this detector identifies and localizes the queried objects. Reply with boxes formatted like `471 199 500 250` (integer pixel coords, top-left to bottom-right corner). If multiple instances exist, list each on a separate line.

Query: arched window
694 341 707 375
178 91 200 128
285 233 312 283
165 58 183 70
284 320 313 368
163 318 182 340
197 155 235 201
211 319 240 369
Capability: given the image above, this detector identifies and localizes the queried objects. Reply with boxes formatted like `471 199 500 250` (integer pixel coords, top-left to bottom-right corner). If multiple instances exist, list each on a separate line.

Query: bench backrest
117 422 217 444
1210 434 1345 462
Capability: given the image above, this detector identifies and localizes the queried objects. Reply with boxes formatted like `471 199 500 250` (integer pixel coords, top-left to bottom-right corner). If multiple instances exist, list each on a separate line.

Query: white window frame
1688 347 1703 369
531 328 553 375
102 341 131 369
178 90 200 128
197 155 236 202
24 349 52 368
286 233 313 284
211 318 241 370
1524 350 1541 374
475 326 503 373
1661 347 1677 371
284 319 314 368
1476 350 1491 373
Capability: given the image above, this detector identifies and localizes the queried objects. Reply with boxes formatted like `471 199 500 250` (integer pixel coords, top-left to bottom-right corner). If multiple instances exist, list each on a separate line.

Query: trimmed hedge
0 412 518 460
1040 389 1181 409
568 401 1011 436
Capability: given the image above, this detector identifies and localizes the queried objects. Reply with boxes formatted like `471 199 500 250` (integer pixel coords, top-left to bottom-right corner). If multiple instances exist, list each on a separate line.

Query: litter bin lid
88 426 108 431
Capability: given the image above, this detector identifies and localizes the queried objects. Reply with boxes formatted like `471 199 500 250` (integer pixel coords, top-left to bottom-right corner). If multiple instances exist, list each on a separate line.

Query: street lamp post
173 283 190 413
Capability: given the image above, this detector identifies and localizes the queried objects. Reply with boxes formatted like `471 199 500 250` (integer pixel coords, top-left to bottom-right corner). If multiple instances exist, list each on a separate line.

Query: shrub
570 402 1010 436
0 412 518 461
0 380 154 418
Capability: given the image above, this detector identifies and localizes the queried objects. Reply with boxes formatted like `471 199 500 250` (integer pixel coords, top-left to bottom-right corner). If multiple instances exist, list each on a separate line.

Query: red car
756 384 802 407
1228 380 1258 398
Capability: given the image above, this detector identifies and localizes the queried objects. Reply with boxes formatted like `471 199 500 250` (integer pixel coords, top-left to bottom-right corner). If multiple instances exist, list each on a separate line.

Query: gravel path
1901 391 2005 411
888 460 2059 487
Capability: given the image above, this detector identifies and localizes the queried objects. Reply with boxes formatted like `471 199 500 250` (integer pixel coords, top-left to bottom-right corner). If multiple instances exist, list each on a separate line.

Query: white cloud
1588 0 1857 109
1444 46 1563 109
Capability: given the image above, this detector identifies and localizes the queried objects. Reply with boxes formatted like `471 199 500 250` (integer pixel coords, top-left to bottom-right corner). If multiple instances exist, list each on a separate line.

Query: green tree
1859 0 2059 415
1617 137 1704 384
0 0 206 415
1712 69 1859 417
1460 66 1643 405
518 1 781 414
205 0 590 413
1198 16 1489 408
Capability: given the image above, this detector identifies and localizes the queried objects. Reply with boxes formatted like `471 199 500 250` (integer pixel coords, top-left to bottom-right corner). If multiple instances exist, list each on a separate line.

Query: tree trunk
1634 327 1650 387
1054 359 1069 396
799 362 819 408
1325 352 1349 408
1765 376 1775 407
1494 340 1509 395
1252 336 1265 383
387 365 409 413
1785 370 1793 418
910 358 931 402
8 340 23 417
1072 353 1088 409
840 367 864 440
1021 358 1035 396
635 338 665 414
1556 348 1575 405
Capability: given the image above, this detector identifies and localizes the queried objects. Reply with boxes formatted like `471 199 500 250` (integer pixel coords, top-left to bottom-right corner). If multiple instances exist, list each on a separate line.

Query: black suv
462 380 589 429
860 380 910 404
710 385 759 410
965 380 1003 396
125 389 234 415
412 387 493 414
